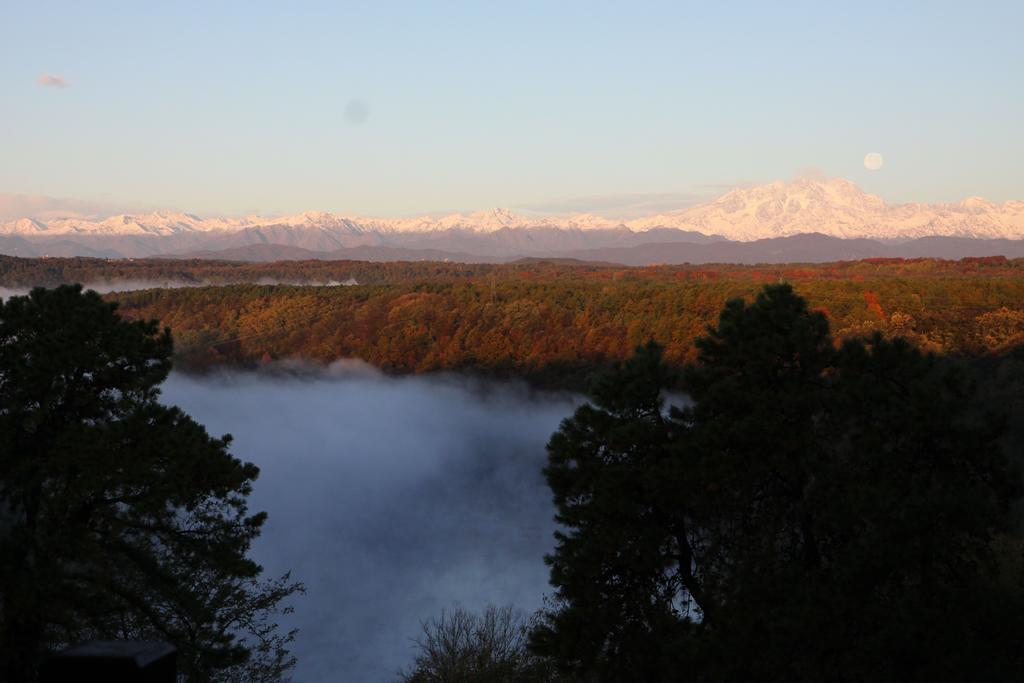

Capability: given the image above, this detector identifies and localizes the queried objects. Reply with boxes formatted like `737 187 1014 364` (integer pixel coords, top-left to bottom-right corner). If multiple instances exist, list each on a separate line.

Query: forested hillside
5 254 1021 386
4 254 1024 287
0 255 503 287
82 256 1024 387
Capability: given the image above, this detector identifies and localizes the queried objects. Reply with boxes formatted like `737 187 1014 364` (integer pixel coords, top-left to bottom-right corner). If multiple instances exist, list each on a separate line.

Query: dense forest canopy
3 255 1023 387
2 254 1023 288
531 287 1024 681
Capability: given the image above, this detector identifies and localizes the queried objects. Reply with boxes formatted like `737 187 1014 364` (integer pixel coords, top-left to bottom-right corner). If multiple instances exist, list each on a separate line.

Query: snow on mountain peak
1 179 1022 241
622 178 1021 241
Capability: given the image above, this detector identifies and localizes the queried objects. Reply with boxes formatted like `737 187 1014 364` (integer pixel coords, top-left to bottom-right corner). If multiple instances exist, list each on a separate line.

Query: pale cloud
695 180 759 192
794 167 829 181
0 193 135 221
517 179 763 218
517 191 712 218
37 74 70 88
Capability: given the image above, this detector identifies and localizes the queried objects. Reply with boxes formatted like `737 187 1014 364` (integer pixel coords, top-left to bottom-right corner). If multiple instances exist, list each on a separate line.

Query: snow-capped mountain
633 178 1024 241
0 211 250 236
2 179 1023 246
0 206 599 237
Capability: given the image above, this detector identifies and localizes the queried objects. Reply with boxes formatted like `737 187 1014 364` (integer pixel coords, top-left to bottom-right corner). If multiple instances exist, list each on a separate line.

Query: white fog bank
161 367 579 682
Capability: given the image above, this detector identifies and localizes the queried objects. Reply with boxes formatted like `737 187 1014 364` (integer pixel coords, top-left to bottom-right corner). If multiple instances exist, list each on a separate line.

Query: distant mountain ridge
4 178 1023 241
2 178 1024 263
648 178 1024 241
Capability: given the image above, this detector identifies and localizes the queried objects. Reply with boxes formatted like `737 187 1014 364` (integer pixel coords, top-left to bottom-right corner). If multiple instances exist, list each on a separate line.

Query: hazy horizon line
2 174 1022 224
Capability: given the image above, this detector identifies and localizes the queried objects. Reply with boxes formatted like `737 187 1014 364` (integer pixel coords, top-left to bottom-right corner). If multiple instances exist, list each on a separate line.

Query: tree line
0 286 302 682
99 274 1024 388
3 280 1023 681
2 254 1022 290
403 284 1024 682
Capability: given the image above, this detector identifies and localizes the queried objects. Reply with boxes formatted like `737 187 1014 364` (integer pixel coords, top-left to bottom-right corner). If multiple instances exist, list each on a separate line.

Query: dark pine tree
533 284 1024 682
531 342 696 681
0 285 302 682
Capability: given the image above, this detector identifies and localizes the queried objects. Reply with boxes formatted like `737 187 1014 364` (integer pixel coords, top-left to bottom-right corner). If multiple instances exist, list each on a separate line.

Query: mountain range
3 178 1023 264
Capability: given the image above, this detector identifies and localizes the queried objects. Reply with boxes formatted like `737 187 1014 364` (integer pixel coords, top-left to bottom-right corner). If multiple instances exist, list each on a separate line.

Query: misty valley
161 368 577 681
5 4 1024 677
3 254 1024 682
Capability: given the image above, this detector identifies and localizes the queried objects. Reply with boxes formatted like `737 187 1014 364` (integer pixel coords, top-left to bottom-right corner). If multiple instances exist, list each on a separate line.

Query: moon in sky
863 152 884 171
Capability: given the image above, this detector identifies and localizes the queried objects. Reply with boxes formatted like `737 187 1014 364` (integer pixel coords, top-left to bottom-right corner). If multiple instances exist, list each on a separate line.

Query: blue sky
1 1 1021 217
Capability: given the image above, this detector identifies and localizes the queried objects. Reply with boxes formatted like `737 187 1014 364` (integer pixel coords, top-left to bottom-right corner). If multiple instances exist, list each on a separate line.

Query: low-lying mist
161 364 578 682
0 278 359 300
